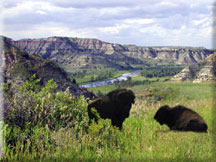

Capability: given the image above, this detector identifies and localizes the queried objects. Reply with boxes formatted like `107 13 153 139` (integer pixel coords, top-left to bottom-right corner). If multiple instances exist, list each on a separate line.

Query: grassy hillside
2 79 214 161
74 82 214 161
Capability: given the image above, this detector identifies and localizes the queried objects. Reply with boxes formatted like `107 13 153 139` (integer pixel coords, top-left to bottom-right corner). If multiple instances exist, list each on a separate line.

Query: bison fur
154 105 208 132
88 89 135 129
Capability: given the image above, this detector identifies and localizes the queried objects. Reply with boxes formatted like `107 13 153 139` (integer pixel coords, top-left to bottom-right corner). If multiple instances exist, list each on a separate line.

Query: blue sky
0 0 214 48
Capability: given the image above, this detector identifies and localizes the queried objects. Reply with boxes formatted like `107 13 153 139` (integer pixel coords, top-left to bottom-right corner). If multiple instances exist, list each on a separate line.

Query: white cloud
36 10 47 15
1 0 214 48
0 1 4 33
193 18 207 26
3 22 97 40
139 25 167 38
2 1 50 19
124 18 154 25
158 1 178 7
98 24 129 34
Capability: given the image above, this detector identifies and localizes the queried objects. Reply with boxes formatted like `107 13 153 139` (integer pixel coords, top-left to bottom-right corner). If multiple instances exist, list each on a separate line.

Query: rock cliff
11 37 140 70
171 53 216 82
124 46 212 64
10 37 213 70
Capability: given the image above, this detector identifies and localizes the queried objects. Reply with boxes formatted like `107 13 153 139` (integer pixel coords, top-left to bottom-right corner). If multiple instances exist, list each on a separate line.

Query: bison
154 105 208 132
88 89 135 129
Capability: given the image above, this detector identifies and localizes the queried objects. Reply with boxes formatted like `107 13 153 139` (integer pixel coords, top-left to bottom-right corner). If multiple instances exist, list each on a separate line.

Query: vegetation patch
140 65 184 78
67 69 131 84
1 75 214 161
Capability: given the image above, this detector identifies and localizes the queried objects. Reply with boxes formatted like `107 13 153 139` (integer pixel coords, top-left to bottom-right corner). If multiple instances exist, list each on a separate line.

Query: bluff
171 53 216 82
10 37 213 70
11 37 141 70
123 45 213 64
1 36 92 97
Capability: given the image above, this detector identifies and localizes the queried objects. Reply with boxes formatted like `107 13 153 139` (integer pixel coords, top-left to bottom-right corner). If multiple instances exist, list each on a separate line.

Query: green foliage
88 119 119 136
3 124 55 161
141 65 184 78
19 74 41 92
2 83 10 92
2 83 13 97
93 69 115 81
88 107 120 135
4 75 89 153
2 78 214 161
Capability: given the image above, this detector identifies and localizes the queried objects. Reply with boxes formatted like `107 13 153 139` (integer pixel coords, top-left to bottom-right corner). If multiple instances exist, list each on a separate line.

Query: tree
127 76 132 83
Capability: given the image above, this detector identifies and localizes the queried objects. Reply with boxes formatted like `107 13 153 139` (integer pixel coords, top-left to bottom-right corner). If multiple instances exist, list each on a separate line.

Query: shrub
3 74 89 151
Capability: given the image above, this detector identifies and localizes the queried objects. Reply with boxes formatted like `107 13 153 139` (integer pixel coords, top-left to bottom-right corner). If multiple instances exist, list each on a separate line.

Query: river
80 70 141 88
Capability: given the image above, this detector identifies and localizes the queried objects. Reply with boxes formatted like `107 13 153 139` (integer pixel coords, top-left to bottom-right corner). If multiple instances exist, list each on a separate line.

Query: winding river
80 70 141 88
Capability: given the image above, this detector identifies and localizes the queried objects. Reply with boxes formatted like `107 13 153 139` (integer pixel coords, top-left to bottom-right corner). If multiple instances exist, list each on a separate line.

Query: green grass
132 75 171 81
133 82 213 100
3 80 215 161
85 81 214 161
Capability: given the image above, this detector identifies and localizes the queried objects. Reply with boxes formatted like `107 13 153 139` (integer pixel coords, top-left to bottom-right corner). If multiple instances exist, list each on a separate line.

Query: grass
132 82 213 101
2 80 215 161
132 75 171 82
125 110 211 161
86 81 214 161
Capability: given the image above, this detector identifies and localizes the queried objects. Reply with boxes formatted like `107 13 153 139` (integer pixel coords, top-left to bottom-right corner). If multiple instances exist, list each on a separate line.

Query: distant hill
10 37 141 70
1 36 92 98
10 37 214 70
171 53 216 82
123 45 213 65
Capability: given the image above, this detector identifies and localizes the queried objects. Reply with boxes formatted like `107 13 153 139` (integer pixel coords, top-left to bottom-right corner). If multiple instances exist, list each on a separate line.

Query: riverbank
80 70 141 88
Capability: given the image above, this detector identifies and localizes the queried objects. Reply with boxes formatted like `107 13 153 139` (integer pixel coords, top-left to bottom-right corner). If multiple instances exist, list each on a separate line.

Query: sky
0 0 214 49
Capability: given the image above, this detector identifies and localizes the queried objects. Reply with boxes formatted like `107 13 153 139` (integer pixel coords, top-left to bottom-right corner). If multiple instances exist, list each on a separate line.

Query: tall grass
2 80 215 161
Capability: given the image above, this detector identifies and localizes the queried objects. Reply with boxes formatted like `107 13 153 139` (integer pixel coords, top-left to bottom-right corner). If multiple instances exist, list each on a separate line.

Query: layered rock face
193 54 216 82
1 36 92 98
11 37 140 70
124 46 212 64
171 53 216 82
10 37 213 69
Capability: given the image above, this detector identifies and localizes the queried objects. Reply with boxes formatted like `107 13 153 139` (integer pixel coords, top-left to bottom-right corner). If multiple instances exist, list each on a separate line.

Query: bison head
154 105 170 125
115 89 135 104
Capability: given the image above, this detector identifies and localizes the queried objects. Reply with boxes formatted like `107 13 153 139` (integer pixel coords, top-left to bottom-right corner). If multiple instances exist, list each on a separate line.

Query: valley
1 36 215 161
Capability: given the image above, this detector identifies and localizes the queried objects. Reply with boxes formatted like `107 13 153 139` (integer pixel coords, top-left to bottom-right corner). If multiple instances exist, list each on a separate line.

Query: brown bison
88 89 135 129
154 105 208 132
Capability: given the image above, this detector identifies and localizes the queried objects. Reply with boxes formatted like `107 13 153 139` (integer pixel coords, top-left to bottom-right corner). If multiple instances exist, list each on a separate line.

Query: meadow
2 75 215 161
87 81 214 161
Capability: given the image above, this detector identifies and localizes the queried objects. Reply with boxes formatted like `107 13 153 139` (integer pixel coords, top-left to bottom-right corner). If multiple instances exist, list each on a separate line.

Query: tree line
140 66 184 78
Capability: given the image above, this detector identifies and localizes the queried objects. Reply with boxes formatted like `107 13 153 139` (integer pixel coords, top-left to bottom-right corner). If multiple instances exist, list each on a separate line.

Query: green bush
3 74 89 151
